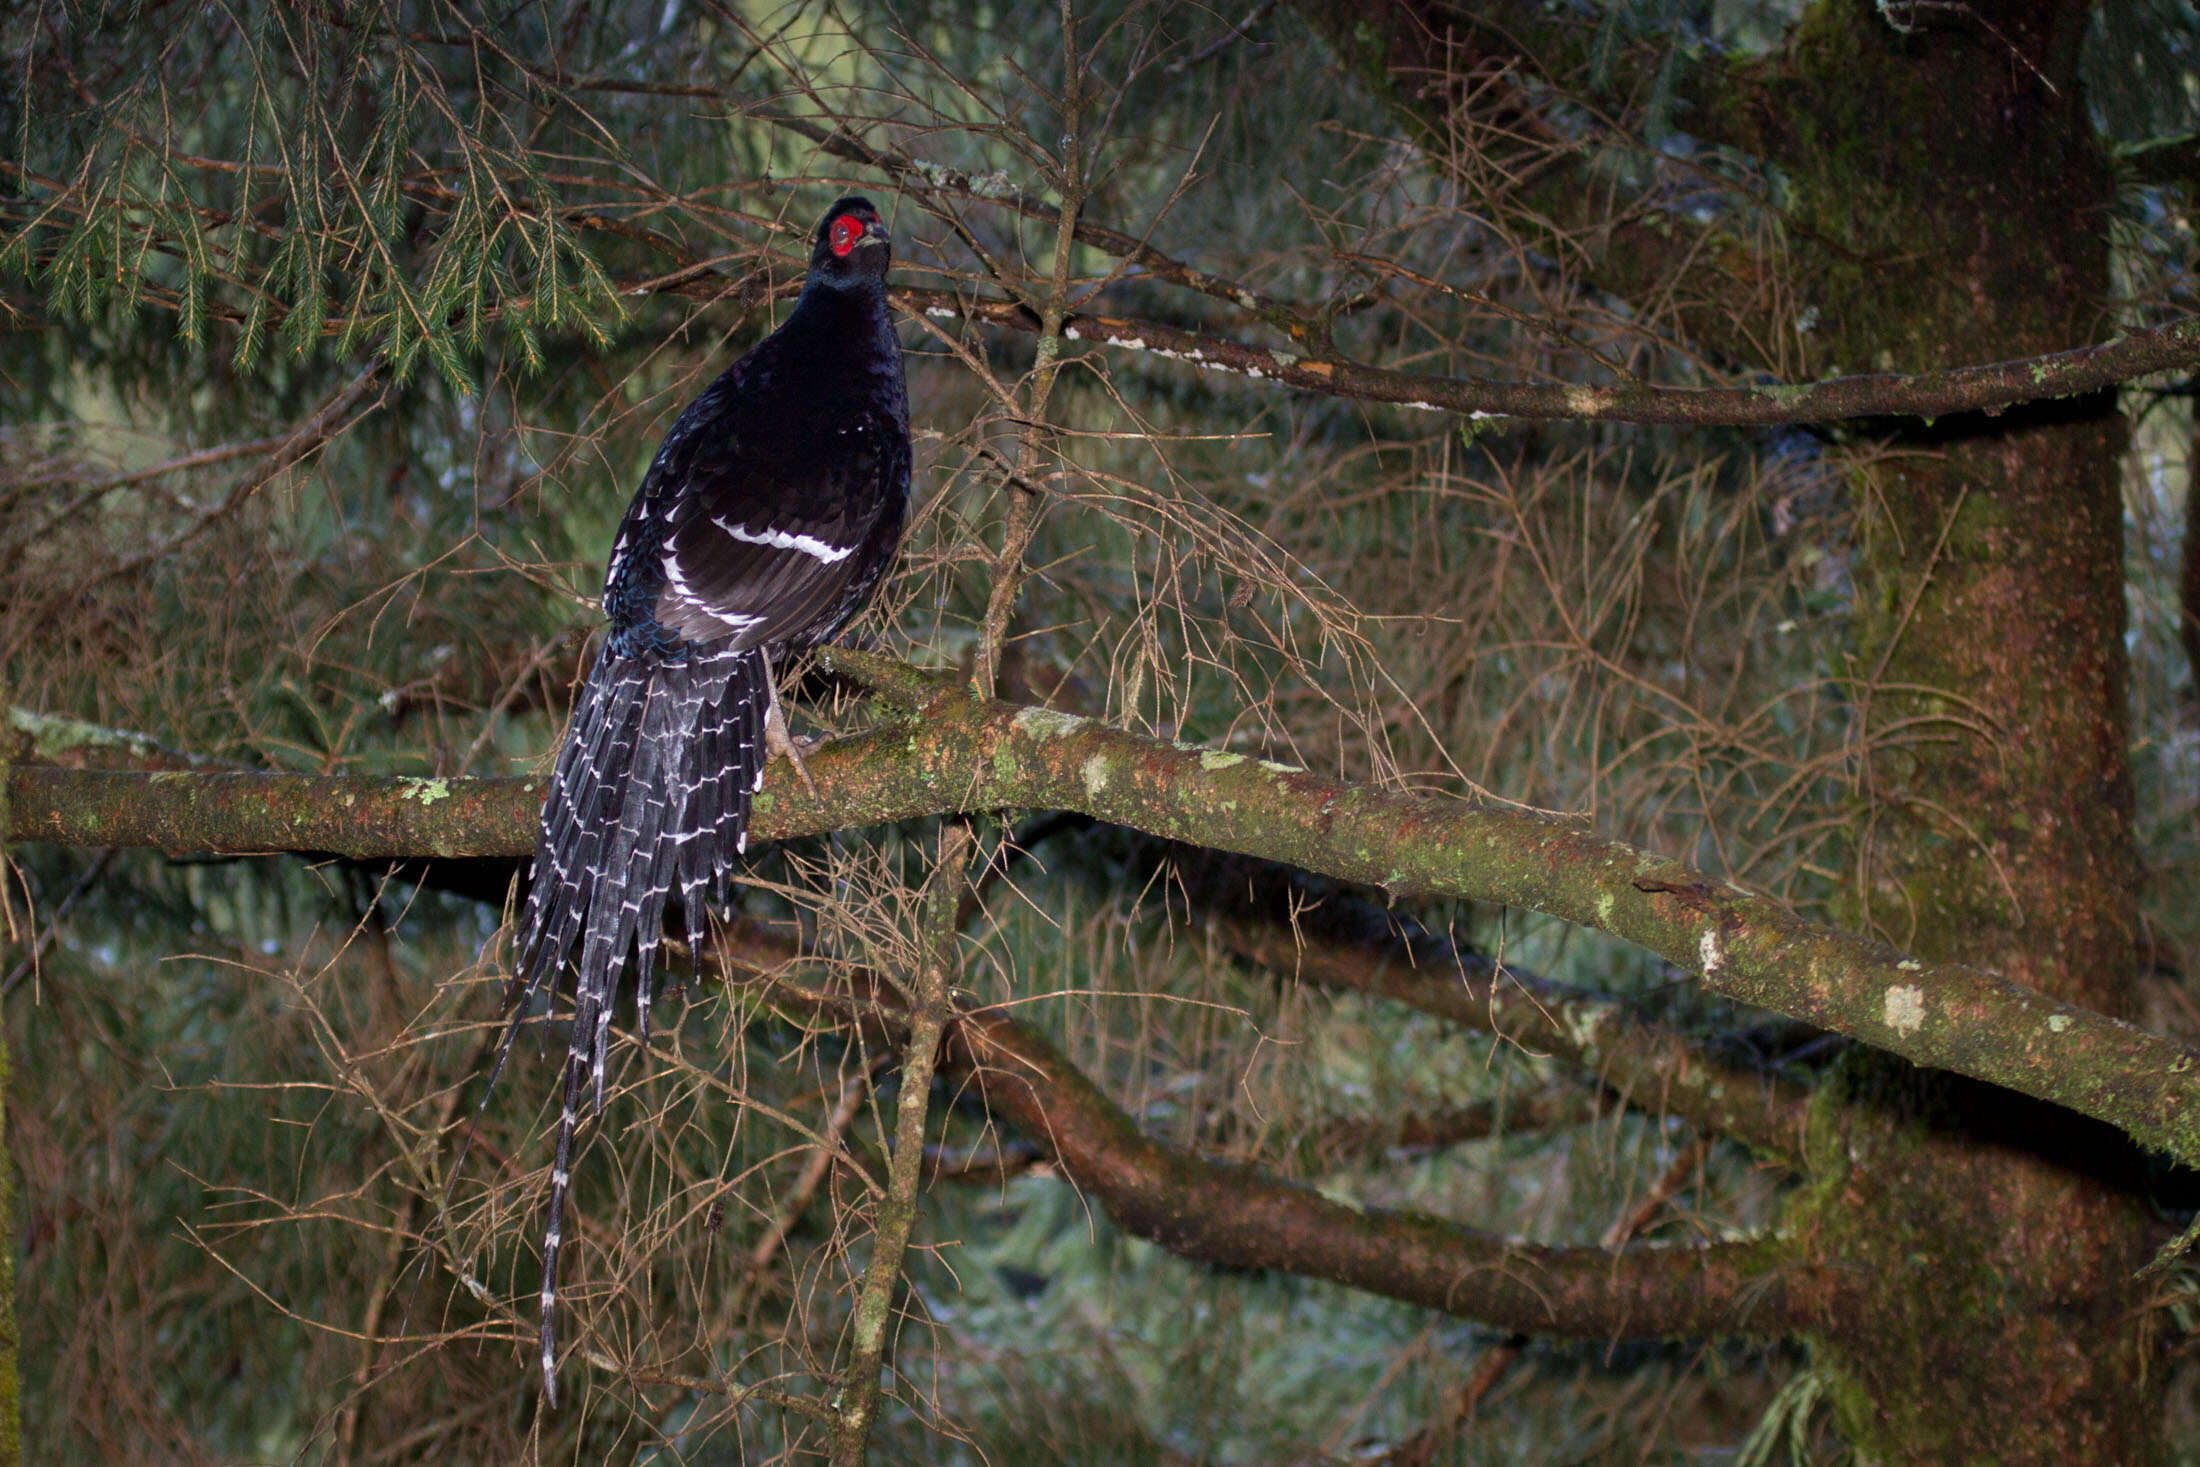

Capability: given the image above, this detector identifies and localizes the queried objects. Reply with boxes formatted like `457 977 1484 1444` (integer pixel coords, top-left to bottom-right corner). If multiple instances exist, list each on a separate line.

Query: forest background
5 0 2200 1462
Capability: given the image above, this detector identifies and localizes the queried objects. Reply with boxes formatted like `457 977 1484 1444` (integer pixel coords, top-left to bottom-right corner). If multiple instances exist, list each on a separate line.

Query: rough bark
1282 0 2162 1455
2184 415 2200 712
0 713 22 1467
1763 3 2155 1458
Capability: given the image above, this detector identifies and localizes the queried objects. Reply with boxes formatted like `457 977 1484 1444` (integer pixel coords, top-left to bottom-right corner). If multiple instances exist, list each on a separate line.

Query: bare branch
827 824 971 1465
717 925 1832 1342
898 287 2200 427
1215 920 1809 1163
950 996 1821 1339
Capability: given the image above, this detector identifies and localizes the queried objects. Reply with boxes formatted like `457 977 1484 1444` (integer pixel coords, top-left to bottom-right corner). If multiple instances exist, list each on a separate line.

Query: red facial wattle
830 215 864 256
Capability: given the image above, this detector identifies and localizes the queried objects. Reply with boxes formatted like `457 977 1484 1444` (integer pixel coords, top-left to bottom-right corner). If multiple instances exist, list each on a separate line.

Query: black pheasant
511 195 909 1402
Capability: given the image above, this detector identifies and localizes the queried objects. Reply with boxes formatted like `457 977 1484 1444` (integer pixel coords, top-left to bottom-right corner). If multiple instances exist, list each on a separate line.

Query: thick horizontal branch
7 765 537 860
720 926 1828 1341
952 988 1821 1338
11 685 2200 1169
899 287 2200 427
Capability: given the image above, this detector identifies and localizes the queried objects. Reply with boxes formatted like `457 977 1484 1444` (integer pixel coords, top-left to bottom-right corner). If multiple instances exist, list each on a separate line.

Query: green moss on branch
10 687 2198 1170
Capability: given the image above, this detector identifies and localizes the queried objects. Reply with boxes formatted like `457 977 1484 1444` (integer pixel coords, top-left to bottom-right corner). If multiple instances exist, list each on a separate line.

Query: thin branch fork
1371 1141 1714 1466
713 924 1832 1342
1213 919 1810 1164
826 825 971 1466
949 1001 1826 1340
8 684 2199 1171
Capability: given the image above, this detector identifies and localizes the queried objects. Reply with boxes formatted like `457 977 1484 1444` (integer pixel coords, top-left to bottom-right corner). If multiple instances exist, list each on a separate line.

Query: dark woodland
4 0 2200 1462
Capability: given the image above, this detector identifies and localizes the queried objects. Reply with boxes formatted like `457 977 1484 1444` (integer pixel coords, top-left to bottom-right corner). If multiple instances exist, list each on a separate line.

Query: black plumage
511 195 909 1403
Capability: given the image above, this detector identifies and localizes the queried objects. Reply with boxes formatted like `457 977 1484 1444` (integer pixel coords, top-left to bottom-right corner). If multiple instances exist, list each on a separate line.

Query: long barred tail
510 640 770 1403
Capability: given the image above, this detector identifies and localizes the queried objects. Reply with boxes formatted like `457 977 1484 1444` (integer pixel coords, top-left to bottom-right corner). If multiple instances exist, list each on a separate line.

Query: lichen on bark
1770 1 2159 1457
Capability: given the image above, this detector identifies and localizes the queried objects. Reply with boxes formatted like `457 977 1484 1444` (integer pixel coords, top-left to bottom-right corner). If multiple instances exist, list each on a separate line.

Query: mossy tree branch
6 696 1805 1162
9 685 2199 1170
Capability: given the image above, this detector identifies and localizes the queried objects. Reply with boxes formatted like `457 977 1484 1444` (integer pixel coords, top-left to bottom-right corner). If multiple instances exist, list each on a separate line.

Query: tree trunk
1783 1 2157 1456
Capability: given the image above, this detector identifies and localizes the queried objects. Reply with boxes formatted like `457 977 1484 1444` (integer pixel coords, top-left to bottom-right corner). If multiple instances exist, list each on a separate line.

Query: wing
647 398 906 648
655 472 879 646
602 313 910 654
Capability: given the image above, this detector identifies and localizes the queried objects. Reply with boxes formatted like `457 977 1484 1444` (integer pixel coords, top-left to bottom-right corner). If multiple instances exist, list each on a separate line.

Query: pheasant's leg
761 648 822 802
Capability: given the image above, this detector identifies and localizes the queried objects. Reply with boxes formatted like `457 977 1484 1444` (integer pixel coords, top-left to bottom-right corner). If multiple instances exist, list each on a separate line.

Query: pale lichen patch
1012 707 1087 740
398 776 451 805
910 159 1016 200
1199 750 1247 771
1081 754 1110 796
1564 1001 1609 1053
1884 984 1927 1037
2047 1014 2072 1034
1698 929 1724 974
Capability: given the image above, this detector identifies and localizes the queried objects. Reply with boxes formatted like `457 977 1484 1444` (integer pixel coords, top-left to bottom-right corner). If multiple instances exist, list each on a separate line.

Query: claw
764 695 823 803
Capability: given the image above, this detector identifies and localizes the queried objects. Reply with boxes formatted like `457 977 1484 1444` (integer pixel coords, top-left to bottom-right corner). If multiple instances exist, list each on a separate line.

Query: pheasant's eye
829 215 864 256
